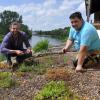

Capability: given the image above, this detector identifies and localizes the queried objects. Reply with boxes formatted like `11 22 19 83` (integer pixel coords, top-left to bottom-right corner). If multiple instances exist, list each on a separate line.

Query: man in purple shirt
0 22 32 66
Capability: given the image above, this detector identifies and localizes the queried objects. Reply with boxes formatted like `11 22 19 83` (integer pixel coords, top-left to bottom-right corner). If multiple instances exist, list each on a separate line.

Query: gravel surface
0 74 47 100
0 49 100 100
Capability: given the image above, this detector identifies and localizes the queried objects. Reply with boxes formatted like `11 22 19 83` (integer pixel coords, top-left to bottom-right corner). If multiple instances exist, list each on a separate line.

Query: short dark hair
10 21 21 29
69 12 83 19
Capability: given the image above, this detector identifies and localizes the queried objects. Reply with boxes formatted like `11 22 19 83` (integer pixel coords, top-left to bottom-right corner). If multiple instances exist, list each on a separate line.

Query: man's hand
75 65 83 72
15 50 24 55
26 48 32 54
62 39 73 53
62 47 67 53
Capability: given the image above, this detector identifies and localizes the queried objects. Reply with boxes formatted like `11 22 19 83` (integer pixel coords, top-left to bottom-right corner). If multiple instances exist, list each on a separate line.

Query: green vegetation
34 81 80 100
33 39 49 52
33 64 47 75
0 54 6 62
0 72 16 88
36 27 70 41
18 63 46 75
0 10 32 42
18 63 33 72
0 35 4 42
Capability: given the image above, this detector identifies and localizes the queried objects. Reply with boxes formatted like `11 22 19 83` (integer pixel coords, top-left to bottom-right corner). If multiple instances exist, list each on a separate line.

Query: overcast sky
0 0 93 31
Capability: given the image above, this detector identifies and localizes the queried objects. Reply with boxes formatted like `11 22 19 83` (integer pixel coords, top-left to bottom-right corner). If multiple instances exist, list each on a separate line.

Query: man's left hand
26 48 32 54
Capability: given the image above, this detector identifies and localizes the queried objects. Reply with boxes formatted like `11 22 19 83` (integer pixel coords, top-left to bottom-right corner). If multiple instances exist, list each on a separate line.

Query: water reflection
29 35 62 47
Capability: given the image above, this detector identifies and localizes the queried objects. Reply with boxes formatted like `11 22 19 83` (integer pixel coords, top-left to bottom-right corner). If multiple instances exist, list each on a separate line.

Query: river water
29 35 63 47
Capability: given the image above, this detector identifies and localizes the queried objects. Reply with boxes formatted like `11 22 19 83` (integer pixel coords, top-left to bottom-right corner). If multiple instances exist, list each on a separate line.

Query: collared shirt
68 22 100 51
0 31 31 54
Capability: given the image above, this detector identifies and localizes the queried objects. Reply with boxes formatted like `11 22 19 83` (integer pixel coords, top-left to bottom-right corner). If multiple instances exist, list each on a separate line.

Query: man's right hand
62 47 67 53
15 50 24 55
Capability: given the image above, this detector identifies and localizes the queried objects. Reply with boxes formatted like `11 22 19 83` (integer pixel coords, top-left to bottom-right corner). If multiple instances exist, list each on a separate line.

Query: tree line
35 27 70 41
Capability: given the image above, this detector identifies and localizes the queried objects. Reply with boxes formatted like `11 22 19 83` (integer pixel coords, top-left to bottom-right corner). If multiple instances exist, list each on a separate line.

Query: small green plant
18 63 33 72
33 64 47 75
34 81 66 100
33 39 49 52
0 54 6 62
0 72 15 88
34 81 81 100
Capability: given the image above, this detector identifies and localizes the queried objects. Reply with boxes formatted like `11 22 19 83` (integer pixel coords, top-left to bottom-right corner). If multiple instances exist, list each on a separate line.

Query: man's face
10 25 20 34
70 17 83 30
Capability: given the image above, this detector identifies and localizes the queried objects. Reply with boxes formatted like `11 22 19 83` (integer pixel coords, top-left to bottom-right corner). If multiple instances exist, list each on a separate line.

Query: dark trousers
5 50 32 63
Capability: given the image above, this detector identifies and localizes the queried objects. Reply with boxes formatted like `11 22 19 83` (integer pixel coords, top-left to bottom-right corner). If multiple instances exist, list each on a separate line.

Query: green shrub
34 81 81 100
33 39 49 52
0 72 15 88
34 81 66 100
0 54 6 62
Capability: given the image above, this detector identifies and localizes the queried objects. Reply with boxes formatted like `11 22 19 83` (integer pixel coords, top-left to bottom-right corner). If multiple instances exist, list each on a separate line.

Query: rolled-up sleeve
23 32 31 48
0 34 11 54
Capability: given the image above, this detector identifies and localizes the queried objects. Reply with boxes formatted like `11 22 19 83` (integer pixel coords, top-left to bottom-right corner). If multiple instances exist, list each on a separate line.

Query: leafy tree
21 24 32 38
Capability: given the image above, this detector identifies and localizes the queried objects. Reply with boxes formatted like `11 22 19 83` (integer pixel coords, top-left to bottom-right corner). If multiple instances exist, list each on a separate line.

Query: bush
33 39 49 52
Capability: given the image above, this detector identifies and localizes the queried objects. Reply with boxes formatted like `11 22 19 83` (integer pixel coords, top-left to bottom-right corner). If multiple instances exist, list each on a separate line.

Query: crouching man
0 22 32 66
62 12 100 72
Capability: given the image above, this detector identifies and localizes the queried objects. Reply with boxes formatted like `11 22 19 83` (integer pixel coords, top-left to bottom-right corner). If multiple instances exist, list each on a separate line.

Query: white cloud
0 0 87 31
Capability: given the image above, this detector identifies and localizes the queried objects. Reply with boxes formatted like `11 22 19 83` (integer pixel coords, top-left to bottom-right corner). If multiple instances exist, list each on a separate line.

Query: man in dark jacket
0 22 32 66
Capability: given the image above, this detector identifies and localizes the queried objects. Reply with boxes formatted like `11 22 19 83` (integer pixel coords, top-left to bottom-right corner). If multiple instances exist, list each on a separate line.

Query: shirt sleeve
0 34 11 54
80 29 93 47
68 27 74 41
23 32 31 48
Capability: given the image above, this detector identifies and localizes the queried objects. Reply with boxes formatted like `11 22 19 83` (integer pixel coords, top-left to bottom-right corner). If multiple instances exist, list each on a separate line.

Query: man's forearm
9 50 17 53
65 39 73 50
1 47 15 54
77 51 87 66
